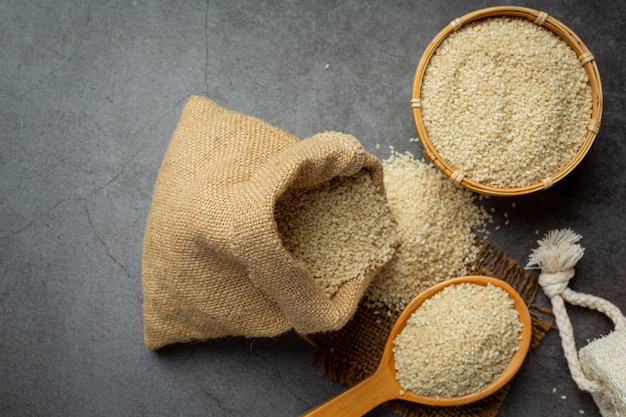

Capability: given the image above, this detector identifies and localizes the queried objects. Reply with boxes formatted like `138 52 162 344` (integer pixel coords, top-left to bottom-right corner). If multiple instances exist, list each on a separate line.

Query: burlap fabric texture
142 95 395 349
305 240 553 417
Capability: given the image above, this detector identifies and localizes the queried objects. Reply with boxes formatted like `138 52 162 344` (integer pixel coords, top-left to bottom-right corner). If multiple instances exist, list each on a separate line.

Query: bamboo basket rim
411 6 603 197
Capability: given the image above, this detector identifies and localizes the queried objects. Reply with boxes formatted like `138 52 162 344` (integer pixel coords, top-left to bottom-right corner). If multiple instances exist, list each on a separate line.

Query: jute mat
304 239 553 417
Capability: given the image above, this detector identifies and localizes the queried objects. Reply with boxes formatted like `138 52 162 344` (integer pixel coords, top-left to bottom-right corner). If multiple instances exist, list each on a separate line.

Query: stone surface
2 0 625 416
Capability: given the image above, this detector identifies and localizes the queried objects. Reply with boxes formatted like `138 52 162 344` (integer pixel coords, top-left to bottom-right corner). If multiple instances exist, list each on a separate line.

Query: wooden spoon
300 275 532 417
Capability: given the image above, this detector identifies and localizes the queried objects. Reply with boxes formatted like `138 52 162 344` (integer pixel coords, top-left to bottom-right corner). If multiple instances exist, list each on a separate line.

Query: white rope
562 288 626 330
527 229 626 393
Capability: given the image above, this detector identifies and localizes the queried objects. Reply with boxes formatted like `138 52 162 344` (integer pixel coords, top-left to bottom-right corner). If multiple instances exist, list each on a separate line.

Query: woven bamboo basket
411 6 603 197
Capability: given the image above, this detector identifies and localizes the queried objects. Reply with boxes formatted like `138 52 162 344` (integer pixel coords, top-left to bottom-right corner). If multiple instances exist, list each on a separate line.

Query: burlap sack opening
142 95 396 349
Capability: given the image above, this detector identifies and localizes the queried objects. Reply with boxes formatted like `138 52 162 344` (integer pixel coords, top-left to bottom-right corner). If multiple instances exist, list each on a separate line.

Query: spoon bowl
300 275 532 416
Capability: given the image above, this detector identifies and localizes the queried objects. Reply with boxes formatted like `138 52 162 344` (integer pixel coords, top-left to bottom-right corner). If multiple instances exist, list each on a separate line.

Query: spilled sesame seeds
365 152 490 311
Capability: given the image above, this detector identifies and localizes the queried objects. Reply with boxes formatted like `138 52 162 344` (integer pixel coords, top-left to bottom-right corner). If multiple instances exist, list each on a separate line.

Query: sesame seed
365 152 491 310
393 283 522 398
275 170 399 297
420 17 592 189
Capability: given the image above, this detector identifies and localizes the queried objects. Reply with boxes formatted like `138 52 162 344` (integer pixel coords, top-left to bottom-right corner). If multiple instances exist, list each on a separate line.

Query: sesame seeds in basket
411 6 603 196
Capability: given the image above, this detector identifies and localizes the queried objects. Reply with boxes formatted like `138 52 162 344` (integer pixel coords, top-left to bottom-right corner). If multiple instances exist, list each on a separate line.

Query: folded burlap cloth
142 95 397 349
304 240 553 417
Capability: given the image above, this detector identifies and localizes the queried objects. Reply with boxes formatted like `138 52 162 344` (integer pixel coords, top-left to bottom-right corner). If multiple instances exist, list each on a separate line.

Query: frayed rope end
526 228 585 274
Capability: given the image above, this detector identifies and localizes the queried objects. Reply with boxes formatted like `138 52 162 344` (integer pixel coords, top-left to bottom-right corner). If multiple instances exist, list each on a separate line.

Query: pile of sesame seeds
393 282 523 398
365 152 491 311
420 16 592 188
275 170 399 297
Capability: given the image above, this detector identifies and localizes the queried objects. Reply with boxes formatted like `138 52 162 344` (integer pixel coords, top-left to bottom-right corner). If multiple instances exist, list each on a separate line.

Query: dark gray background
2 0 625 416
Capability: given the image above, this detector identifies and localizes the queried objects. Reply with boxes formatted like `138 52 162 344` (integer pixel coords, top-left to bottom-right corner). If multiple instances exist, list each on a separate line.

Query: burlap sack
142 95 394 349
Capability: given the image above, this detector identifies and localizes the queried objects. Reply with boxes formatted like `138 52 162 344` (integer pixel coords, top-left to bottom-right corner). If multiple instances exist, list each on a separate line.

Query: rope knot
538 269 575 299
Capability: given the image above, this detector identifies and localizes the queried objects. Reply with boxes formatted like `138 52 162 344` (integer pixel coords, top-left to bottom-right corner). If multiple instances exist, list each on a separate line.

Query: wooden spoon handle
300 366 399 417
